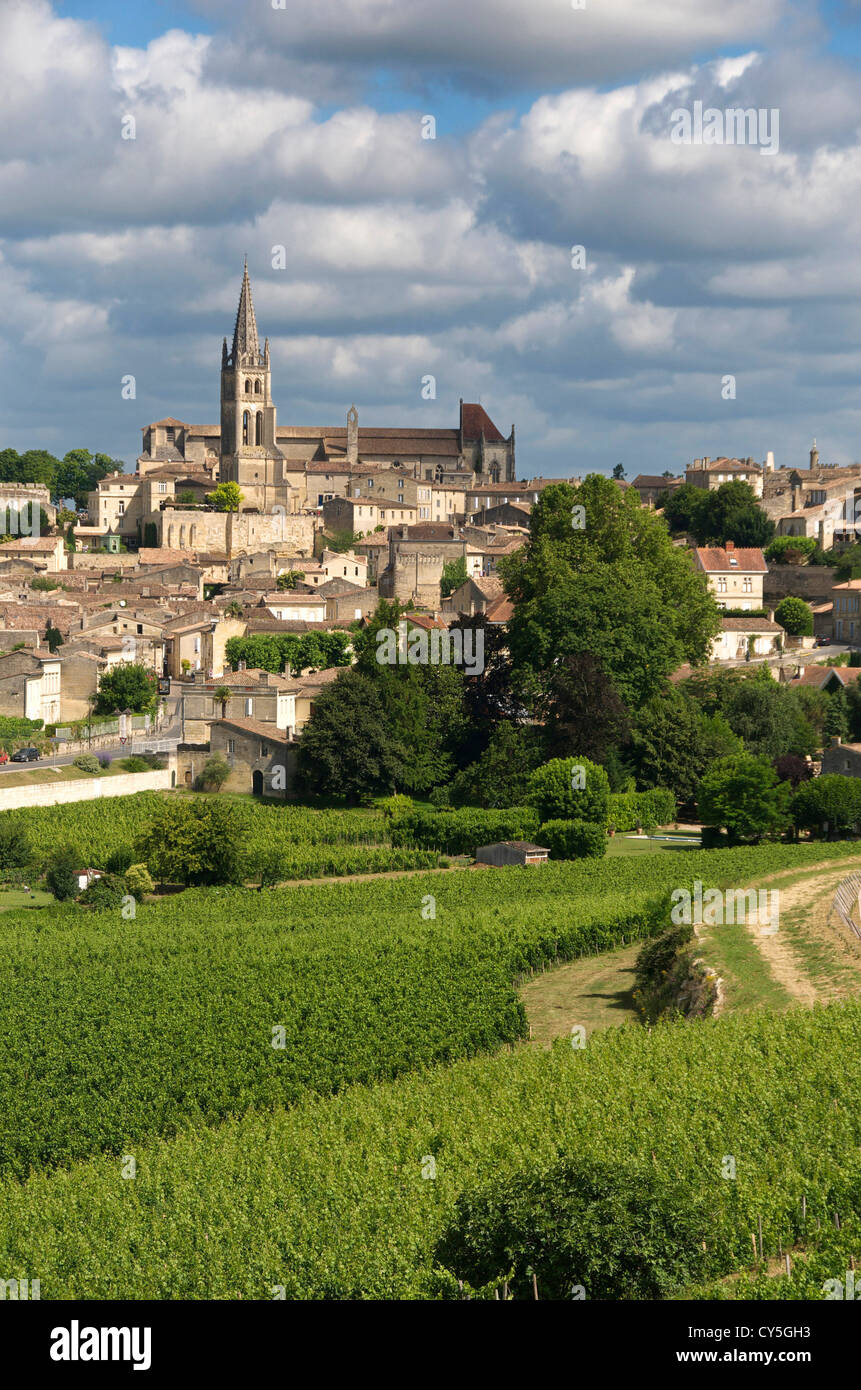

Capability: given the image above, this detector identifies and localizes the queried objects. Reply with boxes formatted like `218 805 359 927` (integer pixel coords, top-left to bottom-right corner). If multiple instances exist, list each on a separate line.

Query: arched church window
242 411 249 445
245 380 252 394
254 381 261 394
256 413 263 446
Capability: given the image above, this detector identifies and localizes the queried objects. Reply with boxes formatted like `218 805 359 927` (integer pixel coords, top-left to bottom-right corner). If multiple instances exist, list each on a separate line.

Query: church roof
232 259 259 362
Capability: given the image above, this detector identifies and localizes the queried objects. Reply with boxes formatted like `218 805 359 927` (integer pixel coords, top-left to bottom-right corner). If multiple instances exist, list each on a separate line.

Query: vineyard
0 837 859 1296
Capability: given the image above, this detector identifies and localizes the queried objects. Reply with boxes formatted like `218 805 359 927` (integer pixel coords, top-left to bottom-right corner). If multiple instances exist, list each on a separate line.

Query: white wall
0 767 172 811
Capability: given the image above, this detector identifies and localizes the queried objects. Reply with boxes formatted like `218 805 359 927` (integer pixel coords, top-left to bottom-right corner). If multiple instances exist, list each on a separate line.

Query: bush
376 794 414 820
526 757 611 825
697 754 792 844
195 756 230 792
389 806 540 855
700 826 725 849
608 788 675 833
435 1157 717 1299
774 596 814 637
124 863 154 902
99 754 112 769
105 845 135 874
45 845 80 901
120 756 150 774
73 754 101 775
538 819 606 860
77 873 127 909
135 800 248 886
0 817 32 873
429 785 453 808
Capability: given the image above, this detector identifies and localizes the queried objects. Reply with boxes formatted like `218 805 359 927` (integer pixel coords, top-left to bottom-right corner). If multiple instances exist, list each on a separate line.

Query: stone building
686 457 764 497
379 523 469 606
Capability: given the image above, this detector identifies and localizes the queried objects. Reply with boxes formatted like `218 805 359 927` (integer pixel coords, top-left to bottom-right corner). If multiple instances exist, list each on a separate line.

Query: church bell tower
220 259 282 510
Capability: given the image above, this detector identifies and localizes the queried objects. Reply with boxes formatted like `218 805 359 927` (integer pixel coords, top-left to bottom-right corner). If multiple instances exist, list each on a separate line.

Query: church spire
232 257 260 364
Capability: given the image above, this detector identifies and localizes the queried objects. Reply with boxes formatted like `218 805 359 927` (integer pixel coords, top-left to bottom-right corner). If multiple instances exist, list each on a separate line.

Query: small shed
475 841 550 867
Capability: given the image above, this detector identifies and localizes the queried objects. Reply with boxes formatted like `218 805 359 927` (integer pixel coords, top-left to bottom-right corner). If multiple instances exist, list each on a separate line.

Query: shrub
139 752 166 770
538 819 606 860
99 754 112 769
135 800 248 886
45 845 80 901
389 806 540 855
608 788 675 833
526 757 611 825
77 874 127 909
105 846 135 874
0 818 32 873
195 756 230 792
697 753 792 844
73 754 101 775
429 785 452 808
120 756 150 773
435 1157 717 1299
774 596 814 637
376 794 415 820
124 863 154 902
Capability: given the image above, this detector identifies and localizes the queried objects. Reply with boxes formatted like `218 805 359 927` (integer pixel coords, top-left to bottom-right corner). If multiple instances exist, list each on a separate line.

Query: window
136 624 143 634
255 413 263 446
261 742 269 756
255 381 261 394
717 577 727 592
245 380 252 394
242 411 250 445
117 502 125 515
165 428 175 444
157 482 167 494
245 697 253 716
743 577 752 593
228 739 235 755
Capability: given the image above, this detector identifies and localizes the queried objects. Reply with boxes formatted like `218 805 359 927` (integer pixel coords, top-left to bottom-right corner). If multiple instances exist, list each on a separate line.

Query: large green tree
631 685 742 803
499 478 720 709
94 663 158 715
698 753 792 844
296 669 408 799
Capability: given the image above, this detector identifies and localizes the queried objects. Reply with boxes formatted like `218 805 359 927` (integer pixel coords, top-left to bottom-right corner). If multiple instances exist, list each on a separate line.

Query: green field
1 823 859 1298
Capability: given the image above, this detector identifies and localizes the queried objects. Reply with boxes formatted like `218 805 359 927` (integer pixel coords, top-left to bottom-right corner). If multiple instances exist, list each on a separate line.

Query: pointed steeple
232 257 259 364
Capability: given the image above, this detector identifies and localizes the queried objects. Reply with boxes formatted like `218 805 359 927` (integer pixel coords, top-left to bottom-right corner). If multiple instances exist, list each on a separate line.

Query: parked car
814 636 831 647
10 747 40 762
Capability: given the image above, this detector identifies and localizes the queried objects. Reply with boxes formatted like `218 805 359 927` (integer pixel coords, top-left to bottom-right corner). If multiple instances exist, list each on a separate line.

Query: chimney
832 734 842 747
768 609 775 622
765 450 775 472
725 539 735 552
810 439 819 470
702 456 710 467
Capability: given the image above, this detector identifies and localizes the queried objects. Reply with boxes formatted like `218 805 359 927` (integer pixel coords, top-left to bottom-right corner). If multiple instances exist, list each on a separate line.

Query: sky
2 0 861 478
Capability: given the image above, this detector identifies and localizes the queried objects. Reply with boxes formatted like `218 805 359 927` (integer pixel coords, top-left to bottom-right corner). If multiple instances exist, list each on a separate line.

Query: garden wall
0 767 172 811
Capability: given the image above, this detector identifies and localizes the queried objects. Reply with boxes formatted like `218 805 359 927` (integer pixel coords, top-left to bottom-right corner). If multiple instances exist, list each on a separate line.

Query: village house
0 649 61 725
710 615 783 662
693 542 766 609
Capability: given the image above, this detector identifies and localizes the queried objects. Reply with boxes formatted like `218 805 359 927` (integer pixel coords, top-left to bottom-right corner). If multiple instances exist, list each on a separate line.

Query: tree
276 570 304 590
683 666 818 760
324 529 361 553
223 599 244 620
791 775 861 838
526 756 611 824
45 845 80 900
612 463 626 480
176 490 197 506
775 596 813 637
765 535 818 565
449 722 545 808
0 818 32 874
206 482 243 512
441 556 468 598
296 669 407 800
825 688 850 741
773 753 813 790
213 686 232 718
697 753 791 844
135 800 248 885
631 686 742 804
196 755 231 792
500 478 721 710
688 481 775 548
124 863 154 901
540 652 630 763
659 482 704 534
44 622 63 654
94 663 158 715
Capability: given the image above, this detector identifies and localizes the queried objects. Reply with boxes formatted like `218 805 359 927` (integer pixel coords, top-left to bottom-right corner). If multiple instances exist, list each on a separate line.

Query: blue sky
3 0 861 479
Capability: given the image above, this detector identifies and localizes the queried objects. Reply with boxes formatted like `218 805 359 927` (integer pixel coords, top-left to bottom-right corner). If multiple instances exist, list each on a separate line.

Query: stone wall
763 565 837 604
0 766 173 811
157 509 316 556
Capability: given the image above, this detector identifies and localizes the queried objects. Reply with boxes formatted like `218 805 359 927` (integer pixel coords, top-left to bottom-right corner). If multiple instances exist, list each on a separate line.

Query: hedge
538 819 606 860
389 806 540 855
608 788 676 832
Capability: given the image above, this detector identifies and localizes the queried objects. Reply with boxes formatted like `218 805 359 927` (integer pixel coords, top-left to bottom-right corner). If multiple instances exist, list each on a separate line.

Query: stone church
137 262 517 511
